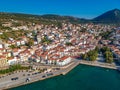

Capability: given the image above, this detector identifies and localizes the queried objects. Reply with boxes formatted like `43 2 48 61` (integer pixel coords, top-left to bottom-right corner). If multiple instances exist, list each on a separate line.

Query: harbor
0 59 120 90
0 60 80 90
10 64 120 90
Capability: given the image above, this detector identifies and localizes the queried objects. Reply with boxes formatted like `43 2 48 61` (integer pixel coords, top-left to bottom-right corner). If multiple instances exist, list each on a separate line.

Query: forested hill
0 13 89 25
0 8 120 25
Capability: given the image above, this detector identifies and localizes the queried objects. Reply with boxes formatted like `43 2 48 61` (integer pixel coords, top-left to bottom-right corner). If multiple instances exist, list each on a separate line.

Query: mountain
41 14 89 23
0 9 120 25
93 9 120 23
0 12 41 23
0 13 89 25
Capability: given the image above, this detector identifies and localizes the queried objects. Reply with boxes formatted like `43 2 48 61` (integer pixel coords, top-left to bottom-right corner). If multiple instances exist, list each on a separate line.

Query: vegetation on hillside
0 9 120 28
65 42 73 46
41 36 52 44
0 13 89 27
0 30 30 41
99 31 112 39
26 39 34 48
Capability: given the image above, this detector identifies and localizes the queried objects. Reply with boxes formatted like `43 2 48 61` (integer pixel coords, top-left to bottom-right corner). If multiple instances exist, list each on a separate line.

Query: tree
101 46 110 53
57 22 62 29
99 31 112 40
26 39 34 48
95 46 99 52
89 56 96 61
82 54 88 60
81 28 87 32
105 51 113 63
81 48 98 61
0 64 30 74
9 45 17 49
66 42 72 46
41 36 52 44
101 46 114 63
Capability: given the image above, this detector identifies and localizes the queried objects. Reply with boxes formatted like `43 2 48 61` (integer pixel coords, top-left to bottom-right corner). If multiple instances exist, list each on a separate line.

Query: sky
0 0 120 19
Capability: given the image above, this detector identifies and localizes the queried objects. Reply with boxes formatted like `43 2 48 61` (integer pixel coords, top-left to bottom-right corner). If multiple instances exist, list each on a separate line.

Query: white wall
57 57 71 66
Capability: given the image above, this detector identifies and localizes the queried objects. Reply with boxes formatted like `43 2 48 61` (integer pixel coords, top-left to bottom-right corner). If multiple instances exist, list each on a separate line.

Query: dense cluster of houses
0 23 114 69
110 45 120 64
109 27 120 64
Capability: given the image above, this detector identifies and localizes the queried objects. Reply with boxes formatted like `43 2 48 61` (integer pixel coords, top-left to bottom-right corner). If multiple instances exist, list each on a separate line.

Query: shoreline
1 60 119 90
1 60 80 90
79 60 117 70
5 72 62 90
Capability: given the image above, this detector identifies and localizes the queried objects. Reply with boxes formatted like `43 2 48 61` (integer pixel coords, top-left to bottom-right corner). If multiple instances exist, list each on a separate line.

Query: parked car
42 75 46 78
11 77 19 80
47 73 53 76
27 74 30 76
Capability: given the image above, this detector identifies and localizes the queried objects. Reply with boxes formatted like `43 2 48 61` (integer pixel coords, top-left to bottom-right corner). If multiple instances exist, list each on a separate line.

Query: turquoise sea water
11 65 120 90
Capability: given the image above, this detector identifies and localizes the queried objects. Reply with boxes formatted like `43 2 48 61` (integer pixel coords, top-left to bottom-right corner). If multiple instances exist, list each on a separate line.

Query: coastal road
0 60 80 90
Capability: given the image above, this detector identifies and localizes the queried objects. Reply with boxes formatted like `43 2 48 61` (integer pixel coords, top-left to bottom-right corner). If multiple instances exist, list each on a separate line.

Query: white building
57 56 71 66
7 57 18 65
0 44 3 48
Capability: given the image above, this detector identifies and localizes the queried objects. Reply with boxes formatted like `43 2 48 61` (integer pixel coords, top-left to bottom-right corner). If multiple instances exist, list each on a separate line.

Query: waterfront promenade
0 60 80 90
78 52 119 70
0 58 120 90
79 60 117 69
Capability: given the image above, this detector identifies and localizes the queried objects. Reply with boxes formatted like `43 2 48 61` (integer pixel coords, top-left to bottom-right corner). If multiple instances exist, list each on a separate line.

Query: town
0 13 120 89
0 0 120 89
0 22 114 68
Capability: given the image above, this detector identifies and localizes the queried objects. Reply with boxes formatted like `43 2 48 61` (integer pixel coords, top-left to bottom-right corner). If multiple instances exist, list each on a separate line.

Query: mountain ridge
93 9 120 23
0 8 120 24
